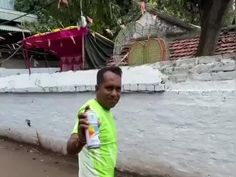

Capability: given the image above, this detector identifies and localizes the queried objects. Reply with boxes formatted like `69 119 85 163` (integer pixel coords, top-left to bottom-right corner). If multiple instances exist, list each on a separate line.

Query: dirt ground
0 137 155 177
0 137 78 177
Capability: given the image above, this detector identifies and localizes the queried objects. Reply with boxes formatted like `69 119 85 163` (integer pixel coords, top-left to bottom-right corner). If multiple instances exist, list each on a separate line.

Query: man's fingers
79 118 89 125
78 106 90 120
80 124 88 129
79 122 89 130
79 118 89 133
77 106 90 137
78 113 87 119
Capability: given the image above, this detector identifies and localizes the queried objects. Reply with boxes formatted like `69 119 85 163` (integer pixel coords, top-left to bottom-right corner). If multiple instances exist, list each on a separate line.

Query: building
0 0 37 25
112 7 236 66
0 0 37 68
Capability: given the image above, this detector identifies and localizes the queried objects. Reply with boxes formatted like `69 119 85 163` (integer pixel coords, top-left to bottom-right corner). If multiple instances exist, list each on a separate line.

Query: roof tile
169 31 236 59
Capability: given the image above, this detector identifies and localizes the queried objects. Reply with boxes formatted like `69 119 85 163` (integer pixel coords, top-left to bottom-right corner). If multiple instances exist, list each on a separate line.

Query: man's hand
77 106 90 143
66 106 90 155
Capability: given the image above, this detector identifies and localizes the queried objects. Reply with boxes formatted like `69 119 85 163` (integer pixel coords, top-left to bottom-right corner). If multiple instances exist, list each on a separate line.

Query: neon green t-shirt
72 99 117 177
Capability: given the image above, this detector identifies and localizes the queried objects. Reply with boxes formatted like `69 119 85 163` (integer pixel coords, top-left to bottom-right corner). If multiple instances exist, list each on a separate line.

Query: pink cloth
23 27 88 58
23 27 88 71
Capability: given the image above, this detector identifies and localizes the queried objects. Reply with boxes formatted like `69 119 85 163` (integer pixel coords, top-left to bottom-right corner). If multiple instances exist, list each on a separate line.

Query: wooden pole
23 49 31 75
82 34 85 70
234 0 236 78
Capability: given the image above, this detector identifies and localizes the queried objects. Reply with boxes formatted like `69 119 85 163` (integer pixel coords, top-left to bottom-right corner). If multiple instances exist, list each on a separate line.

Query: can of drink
85 110 100 149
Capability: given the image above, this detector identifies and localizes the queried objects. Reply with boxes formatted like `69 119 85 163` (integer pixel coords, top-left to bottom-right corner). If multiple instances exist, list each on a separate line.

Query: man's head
96 66 122 110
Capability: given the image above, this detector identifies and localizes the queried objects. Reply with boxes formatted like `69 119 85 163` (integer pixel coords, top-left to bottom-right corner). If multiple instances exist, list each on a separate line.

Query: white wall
0 67 60 77
160 55 236 82
115 91 236 177
0 56 235 177
0 91 235 177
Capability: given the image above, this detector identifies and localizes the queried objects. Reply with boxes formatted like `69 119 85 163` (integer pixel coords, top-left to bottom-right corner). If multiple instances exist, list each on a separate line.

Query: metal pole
80 0 83 16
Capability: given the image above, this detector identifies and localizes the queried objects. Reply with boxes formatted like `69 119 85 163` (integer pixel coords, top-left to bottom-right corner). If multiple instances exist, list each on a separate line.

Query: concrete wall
160 55 236 83
0 56 235 177
0 67 60 77
0 90 235 177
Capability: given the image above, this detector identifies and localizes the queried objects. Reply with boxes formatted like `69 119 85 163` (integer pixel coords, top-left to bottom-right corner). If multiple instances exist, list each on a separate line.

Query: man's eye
116 87 121 92
106 87 113 91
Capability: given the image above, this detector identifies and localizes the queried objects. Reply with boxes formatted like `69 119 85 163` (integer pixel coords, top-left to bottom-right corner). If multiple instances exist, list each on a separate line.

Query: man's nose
111 89 119 97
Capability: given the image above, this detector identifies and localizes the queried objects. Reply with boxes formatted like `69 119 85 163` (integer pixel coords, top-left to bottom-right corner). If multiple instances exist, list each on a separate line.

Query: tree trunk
196 0 231 56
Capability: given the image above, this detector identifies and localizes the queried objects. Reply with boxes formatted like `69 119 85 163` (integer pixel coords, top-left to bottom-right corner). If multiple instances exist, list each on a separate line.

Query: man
67 66 122 177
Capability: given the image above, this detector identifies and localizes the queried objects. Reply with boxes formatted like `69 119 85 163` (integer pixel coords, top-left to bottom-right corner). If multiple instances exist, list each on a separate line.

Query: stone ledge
165 90 236 97
160 56 235 82
211 71 236 80
0 83 166 93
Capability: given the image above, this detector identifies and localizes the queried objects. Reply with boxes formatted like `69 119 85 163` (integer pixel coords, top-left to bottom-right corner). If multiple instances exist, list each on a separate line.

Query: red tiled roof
111 29 236 66
169 31 236 59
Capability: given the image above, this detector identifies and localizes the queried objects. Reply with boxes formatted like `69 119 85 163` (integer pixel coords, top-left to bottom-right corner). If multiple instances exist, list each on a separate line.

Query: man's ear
95 85 99 91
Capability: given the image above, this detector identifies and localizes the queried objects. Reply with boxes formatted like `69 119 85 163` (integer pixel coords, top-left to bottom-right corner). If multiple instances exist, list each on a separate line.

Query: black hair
97 66 122 86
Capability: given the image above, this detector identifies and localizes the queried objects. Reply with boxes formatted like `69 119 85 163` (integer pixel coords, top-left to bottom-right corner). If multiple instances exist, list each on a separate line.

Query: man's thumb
84 105 90 112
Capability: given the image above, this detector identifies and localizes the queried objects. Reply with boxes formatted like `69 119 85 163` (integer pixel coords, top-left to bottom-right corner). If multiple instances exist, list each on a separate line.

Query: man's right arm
67 133 86 155
67 106 89 155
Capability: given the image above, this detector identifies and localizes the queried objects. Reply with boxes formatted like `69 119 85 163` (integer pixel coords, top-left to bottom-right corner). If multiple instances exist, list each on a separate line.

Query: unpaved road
0 137 154 177
0 137 77 177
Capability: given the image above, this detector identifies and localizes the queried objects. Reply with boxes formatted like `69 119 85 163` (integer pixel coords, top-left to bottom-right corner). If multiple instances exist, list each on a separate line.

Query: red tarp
23 27 88 71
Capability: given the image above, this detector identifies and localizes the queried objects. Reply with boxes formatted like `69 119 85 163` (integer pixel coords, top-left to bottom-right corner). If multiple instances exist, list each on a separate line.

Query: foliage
149 0 234 26
15 0 235 36
153 0 200 25
15 0 234 56
15 0 134 36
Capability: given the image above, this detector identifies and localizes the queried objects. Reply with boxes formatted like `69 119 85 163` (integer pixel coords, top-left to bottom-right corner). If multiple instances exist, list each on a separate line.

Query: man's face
96 71 121 110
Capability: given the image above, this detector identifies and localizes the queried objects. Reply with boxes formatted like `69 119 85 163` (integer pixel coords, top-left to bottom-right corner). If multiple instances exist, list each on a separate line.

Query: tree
15 0 133 36
155 0 232 56
15 0 68 32
15 0 232 56
196 0 232 56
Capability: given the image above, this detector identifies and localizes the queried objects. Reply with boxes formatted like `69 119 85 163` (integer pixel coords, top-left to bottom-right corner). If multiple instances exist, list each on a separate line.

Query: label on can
85 110 100 149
